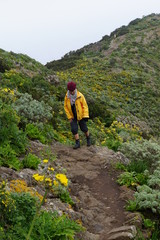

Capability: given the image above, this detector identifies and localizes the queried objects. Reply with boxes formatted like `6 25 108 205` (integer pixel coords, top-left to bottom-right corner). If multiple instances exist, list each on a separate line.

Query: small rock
0 167 20 181
19 168 36 185
108 225 137 240
116 152 130 165
108 232 135 240
93 224 104 233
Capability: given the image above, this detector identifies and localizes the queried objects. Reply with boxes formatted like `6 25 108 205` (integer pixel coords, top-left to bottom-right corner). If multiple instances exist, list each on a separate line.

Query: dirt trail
0 140 141 239
51 142 129 240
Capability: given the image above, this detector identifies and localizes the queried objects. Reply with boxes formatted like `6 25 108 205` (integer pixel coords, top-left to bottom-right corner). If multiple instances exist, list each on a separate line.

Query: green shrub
134 185 160 213
32 211 84 239
148 166 160 188
4 211 84 240
23 75 51 100
25 122 57 144
127 163 160 214
22 153 41 169
0 182 84 240
126 200 138 212
150 223 160 240
12 92 52 123
143 218 155 229
0 101 27 154
106 138 122 151
127 159 149 173
46 50 83 71
0 183 38 227
87 98 114 127
119 140 160 172
2 70 27 89
115 162 127 171
25 123 46 143
0 58 10 73
10 192 38 225
35 122 56 143
0 143 22 170
136 172 149 185
117 169 148 187
57 186 74 206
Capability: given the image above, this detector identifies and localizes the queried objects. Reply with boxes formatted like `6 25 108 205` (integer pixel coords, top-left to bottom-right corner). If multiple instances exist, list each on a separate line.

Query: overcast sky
0 0 159 64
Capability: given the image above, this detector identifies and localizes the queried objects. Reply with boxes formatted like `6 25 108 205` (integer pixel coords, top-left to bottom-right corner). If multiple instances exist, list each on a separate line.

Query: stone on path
107 225 137 240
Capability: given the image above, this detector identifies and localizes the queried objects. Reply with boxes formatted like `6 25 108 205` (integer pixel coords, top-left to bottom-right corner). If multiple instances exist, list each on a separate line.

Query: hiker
64 81 91 149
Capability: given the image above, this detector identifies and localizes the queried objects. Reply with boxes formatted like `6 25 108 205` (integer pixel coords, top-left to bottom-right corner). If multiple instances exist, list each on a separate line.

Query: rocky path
50 142 138 240
0 141 140 240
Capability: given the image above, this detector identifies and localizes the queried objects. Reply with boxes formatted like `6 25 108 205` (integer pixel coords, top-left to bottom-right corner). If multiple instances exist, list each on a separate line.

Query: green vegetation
0 14 160 239
22 153 41 169
117 139 160 239
46 49 83 71
0 181 83 239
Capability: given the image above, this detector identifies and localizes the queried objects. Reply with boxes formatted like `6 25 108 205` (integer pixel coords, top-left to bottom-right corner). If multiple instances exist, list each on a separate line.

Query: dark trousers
70 118 88 135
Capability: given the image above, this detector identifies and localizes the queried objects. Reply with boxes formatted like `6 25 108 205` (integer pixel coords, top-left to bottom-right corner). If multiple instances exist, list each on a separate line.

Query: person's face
69 90 75 95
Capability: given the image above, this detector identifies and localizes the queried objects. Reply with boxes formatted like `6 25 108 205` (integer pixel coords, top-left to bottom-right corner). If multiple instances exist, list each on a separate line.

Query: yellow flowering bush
48 167 54 171
32 158 73 205
0 181 16 222
3 69 17 78
97 120 143 151
0 179 42 239
45 177 52 186
33 174 45 182
0 87 16 105
32 171 69 188
2 88 14 95
0 177 81 238
110 120 142 142
56 173 68 187
9 179 43 202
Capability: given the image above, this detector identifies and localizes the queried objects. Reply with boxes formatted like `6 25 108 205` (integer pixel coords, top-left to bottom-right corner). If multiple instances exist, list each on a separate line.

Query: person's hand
69 119 73 123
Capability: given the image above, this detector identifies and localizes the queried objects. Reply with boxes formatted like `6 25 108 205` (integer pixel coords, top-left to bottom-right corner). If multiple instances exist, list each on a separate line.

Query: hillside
0 13 160 239
46 13 160 138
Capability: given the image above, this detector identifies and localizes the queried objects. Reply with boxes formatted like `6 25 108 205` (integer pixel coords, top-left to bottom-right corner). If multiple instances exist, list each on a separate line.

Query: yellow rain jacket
64 90 89 121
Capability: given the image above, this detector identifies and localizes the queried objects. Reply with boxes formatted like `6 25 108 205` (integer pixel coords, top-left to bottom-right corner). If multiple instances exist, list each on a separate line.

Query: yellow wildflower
43 159 48 163
2 88 14 95
56 173 68 187
33 174 44 182
33 173 39 178
3 88 9 92
48 167 54 171
45 178 52 183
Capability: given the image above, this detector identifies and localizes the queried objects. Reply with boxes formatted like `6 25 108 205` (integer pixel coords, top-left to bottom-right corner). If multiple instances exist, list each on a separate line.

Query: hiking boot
73 140 80 149
87 136 91 147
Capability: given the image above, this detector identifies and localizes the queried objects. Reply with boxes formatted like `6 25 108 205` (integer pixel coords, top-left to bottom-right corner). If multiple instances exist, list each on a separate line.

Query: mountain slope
0 13 160 239
46 13 160 137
